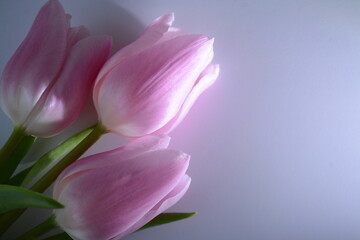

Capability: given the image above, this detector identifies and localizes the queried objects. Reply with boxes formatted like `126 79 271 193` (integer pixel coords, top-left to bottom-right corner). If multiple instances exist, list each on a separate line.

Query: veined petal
24 35 112 137
95 13 174 87
118 175 191 238
54 149 189 240
156 63 220 134
96 35 214 137
53 134 171 193
0 0 69 126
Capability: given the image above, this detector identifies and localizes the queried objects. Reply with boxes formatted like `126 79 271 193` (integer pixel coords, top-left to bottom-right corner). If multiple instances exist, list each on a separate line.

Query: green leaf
138 212 197 231
0 184 63 214
41 232 72 240
19 126 94 187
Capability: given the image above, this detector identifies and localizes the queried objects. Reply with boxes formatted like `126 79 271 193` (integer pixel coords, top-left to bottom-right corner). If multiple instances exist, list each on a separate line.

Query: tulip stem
0 127 27 169
15 215 57 240
0 136 36 183
30 123 107 193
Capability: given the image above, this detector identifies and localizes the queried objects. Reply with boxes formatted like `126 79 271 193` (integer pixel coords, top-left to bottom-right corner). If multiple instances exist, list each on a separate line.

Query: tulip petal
67 26 90 49
24 35 112 137
118 175 191 238
0 0 69 126
54 134 171 192
96 35 214 136
156 63 220 134
54 149 189 240
157 27 188 44
150 174 191 212
95 13 174 88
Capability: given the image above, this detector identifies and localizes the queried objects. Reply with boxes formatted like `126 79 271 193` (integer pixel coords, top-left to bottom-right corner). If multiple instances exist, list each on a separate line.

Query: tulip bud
53 135 190 240
93 13 219 137
0 0 112 137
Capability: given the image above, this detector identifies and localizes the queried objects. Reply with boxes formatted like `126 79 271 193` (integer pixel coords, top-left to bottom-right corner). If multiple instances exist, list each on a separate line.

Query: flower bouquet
0 1 219 239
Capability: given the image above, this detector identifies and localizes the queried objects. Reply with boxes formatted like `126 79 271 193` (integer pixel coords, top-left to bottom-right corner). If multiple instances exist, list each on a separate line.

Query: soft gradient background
1 0 360 239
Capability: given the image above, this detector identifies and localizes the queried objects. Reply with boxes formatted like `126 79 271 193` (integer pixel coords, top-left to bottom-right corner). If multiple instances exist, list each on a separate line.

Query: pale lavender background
1 0 360 239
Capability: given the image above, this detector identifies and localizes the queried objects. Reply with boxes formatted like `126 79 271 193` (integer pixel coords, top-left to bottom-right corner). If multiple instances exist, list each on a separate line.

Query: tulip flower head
93 13 219 137
53 135 190 240
0 0 112 137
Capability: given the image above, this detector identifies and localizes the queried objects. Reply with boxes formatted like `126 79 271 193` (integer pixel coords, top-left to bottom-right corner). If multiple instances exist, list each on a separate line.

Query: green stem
15 215 57 240
0 127 27 169
0 135 36 183
30 123 107 193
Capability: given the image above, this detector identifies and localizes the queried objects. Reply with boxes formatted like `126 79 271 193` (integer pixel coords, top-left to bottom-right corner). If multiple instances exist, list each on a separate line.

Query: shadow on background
72 0 145 54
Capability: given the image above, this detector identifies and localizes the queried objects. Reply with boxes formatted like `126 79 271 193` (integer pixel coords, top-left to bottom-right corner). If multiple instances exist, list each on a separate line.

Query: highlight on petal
156 63 220 134
24 35 112 137
95 35 214 137
93 13 219 137
54 147 190 240
0 0 69 126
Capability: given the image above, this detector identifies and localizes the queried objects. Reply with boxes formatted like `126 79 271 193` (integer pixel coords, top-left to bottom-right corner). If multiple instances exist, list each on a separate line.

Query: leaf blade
138 212 197 231
20 127 94 187
0 184 63 214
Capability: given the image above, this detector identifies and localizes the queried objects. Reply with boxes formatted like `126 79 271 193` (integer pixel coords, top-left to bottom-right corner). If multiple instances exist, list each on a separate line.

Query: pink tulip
93 13 219 137
0 0 112 137
53 135 190 240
